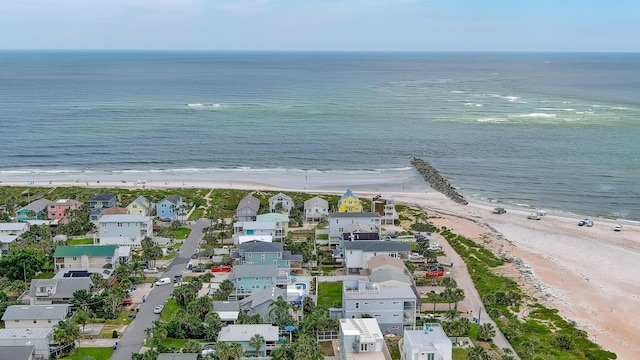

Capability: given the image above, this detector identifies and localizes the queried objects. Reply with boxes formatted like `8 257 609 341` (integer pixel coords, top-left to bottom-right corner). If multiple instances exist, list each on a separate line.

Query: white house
233 221 284 244
0 235 18 257
97 214 152 246
1 305 71 329
0 328 54 359
329 212 380 247
401 324 453 360
0 222 29 236
372 193 398 225
338 318 386 360
268 193 294 214
304 196 329 222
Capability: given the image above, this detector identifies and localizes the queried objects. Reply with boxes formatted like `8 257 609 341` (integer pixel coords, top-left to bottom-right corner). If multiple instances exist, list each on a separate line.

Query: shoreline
2 177 639 357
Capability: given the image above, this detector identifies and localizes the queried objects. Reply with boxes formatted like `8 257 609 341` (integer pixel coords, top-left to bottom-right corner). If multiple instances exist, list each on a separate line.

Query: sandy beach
5 177 639 359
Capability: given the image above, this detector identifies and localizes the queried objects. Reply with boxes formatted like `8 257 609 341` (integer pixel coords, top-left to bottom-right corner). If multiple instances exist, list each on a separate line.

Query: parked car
155 277 171 286
527 214 541 220
192 266 206 273
201 344 216 357
493 207 507 214
153 305 164 314
579 218 594 227
425 269 445 278
614 224 623 232
122 298 133 306
143 268 159 274
409 253 424 260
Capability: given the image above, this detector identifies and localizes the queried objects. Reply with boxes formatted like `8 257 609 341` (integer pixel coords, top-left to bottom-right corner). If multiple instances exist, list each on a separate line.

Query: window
374 314 381 317
364 302 370 305
427 354 435 360
247 253 252 258
355 302 359 309
393 314 400 317
48 319 52 323
379 301 385 305
33 319 37 323
238 278 242 282
392 301 400 304
14 320 19 322
72 257 77 261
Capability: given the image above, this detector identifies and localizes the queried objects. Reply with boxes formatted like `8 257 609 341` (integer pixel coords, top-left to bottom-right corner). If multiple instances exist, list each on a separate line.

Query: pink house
48 199 83 221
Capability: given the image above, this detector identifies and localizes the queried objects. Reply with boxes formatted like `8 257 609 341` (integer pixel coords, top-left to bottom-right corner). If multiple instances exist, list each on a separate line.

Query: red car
425 270 445 278
122 298 133 306
211 266 231 273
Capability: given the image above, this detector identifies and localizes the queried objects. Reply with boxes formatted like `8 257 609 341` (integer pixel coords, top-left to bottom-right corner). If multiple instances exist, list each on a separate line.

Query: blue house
233 240 302 272
230 264 288 300
156 195 183 221
217 324 280 357
16 199 50 222
89 194 117 221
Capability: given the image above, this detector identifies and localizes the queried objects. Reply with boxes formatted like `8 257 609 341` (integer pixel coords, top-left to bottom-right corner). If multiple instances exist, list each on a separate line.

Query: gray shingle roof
330 212 381 218
0 345 35 360
162 195 182 205
239 240 283 253
17 199 51 213
2 304 70 321
218 324 279 342
369 269 412 285
343 240 410 252
282 251 303 262
239 285 286 309
28 278 93 299
157 354 199 360
90 194 117 201
213 301 240 312
233 264 279 278
238 195 260 211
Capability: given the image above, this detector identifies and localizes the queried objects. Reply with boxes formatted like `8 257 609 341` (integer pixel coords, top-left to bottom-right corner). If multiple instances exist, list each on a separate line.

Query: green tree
249 334 265 356
90 272 105 290
215 342 232 360
72 289 93 312
229 342 244 359
0 249 47 281
467 346 490 360
203 312 223 340
477 323 496 342
552 333 574 350
290 334 323 360
269 296 294 328
53 320 81 356
182 339 202 354
74 310 93 334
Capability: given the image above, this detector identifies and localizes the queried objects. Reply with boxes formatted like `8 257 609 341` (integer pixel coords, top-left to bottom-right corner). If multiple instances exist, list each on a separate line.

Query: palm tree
467 346 490 360
249 334 265 356
215 342 232 360
269 296 293 328
74 310 92 334
477 323 496 342
90 272 105 290
229 342 244 359
182 339 202 354
452 288 465 311
204 312 223 340
54 320 80 356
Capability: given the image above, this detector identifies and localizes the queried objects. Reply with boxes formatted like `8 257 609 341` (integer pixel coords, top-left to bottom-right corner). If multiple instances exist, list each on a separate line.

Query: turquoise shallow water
0 51 639 220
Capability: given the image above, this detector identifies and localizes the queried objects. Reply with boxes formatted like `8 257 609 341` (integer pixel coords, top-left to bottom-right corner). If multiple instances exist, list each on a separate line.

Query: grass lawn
104 309 136 326
159 299 180 321
317 281 342 308
452 348 471 360
66 238 94 245
386 339 401 360
318 341 335 356
158 227 192 240
61 347 114 360
161 338 190 350
321 266 341 276
34 272 55 279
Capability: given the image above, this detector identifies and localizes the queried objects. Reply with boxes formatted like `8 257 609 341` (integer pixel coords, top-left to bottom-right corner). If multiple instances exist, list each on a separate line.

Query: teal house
234 240 302 272
16 199 50 221
217 324 280 357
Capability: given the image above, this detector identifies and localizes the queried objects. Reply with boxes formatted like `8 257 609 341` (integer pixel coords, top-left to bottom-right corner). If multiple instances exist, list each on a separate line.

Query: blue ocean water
1 51 639 220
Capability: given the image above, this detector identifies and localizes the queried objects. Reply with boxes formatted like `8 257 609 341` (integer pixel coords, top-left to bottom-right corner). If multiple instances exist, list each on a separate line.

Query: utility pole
477 307 482 324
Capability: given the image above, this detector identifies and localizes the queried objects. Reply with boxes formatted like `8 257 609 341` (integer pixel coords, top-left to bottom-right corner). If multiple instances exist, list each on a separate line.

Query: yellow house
126 196 152 216
338 189 363 212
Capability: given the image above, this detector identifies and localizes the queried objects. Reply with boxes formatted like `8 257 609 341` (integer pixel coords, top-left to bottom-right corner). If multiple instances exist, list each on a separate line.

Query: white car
409 253 424 260
614 224 623 232
143 268 159 274
527 214 541 220
153 305 164 314
201 344 216 357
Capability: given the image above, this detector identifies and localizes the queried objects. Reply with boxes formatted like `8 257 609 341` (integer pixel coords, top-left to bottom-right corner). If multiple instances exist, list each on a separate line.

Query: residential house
16 199 50 222
0 236 17 257
338 318 386 360
213 301 241 323
256 213 289 236
157 354 198 360
268 192 294 214
97 214 152 246
233 221 283 245
89 194 117 221
126 196 153 216
372 193 398 225
0 222 29 236
237 235 273 245
238 285 288 322
400 324 453 360
0 345 35 360
343 241 410 275
217 324 280 357
329 212 380 247
368 254 408 275
342 279 419 334
156 195 183 221
0 328 53 360
27 278 93 305
53 245 118 273
338 189 363 213
369 269 412 287
236 194 260 222
234 240 302 272
304 196 329 222
1 304 71 329
47 199 82 222
230 264 283 300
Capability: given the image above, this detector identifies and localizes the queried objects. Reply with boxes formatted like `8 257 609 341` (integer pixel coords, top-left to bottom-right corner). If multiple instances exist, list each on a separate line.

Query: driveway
110 218 208 360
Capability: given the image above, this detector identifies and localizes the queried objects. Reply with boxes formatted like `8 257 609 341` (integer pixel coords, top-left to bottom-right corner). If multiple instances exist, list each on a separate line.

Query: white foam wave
464 103 483 107
450 90 466 94
535 107 575 112
490 94 520 102
477 118 506 123
186 103 222 108
509 113 557 119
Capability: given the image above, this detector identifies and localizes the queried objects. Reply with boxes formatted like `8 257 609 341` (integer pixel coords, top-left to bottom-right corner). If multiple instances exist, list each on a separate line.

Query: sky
1 0 639 52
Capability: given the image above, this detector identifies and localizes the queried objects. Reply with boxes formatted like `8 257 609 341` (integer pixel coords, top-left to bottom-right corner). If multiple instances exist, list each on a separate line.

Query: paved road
435 233 520 359
111 219 208 360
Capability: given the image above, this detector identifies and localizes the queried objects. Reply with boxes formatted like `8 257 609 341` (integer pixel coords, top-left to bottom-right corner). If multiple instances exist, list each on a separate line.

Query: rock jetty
411 157 468 205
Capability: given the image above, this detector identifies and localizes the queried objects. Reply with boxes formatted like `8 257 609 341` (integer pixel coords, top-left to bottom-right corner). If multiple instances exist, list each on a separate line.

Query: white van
155 277 171 286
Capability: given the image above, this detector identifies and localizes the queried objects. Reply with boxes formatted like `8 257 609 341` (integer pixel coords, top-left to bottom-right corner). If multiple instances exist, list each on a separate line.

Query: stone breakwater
411 157 468 205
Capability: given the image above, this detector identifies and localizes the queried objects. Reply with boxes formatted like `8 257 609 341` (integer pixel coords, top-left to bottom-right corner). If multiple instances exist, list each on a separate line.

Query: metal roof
330 212 381 218
98 214 151 223
53 245 116 257
343 240 410 252
2 304 70 321
218 324 279 342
